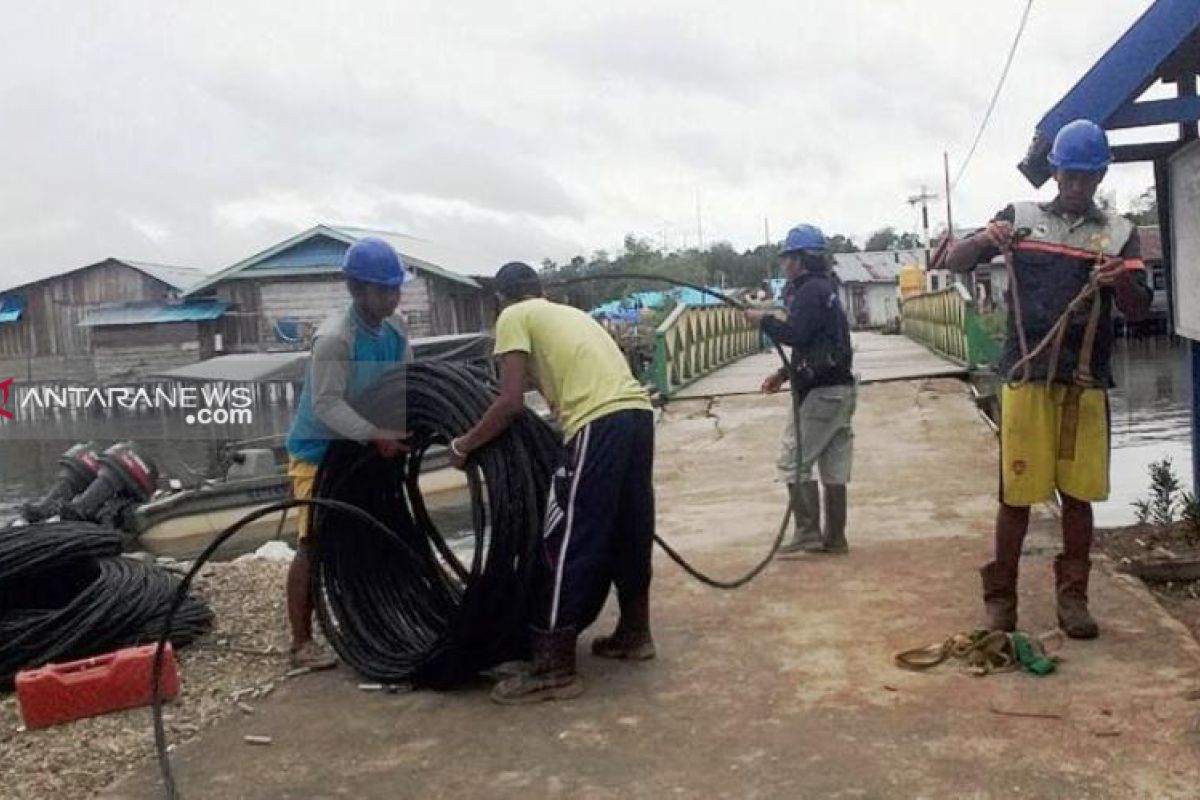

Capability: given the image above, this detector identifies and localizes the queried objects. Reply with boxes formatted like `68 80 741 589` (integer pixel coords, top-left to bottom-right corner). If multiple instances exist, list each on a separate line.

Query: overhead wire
951 0 1035 191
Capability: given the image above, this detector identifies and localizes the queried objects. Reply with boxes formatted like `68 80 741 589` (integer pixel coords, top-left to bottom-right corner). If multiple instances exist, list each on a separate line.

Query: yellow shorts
1000 384 1109 507
288 457 319 542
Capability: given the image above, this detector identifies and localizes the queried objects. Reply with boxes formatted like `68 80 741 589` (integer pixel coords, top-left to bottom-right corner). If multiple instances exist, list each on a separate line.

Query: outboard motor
63 442 159 528
21 442 102 523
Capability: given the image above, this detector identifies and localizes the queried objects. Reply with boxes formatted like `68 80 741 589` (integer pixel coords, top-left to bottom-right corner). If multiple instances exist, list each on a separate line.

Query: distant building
1138 225 1169 328
831 249 922 329
184 225 494 353
0 259 214 382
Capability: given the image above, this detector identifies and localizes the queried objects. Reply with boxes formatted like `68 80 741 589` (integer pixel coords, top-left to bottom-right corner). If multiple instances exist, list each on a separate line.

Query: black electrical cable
153 272 804 797
311 361 561 688
0 521 213 687
151 495 433 800
548 271 800 588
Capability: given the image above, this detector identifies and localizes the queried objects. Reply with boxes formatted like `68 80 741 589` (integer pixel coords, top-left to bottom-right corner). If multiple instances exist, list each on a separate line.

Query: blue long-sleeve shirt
761 271 854 388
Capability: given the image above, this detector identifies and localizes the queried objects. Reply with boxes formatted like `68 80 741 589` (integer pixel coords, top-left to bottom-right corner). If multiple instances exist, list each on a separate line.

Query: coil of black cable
310 360 560 688
0 521 213 687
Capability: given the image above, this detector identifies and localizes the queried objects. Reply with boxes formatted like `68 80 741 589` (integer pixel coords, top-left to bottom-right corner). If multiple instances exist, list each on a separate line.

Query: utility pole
907 185 939 268
764 216 771 247
695 191 704 251
942 152 954 243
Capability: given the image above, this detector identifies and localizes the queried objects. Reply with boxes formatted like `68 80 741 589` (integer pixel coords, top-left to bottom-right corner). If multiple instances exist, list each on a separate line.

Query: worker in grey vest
944 119 1151 639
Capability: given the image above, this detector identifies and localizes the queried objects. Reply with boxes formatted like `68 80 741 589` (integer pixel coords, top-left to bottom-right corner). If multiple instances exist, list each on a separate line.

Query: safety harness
894 629 1062 677
1001 202 1137 463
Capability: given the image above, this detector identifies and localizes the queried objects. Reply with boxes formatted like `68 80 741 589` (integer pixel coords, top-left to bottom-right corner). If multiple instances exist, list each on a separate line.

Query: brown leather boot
592 593 656 661
980 561 1018 632
1055 556 1099 640
491 627 584 705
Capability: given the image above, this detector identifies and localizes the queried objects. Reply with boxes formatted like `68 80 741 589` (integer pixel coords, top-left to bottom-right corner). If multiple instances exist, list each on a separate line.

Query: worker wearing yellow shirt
450 261 655 705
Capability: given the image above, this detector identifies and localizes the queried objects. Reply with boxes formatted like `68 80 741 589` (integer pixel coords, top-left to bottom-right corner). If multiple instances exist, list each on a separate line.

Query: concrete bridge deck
673 331 967 399
106 377 1200 800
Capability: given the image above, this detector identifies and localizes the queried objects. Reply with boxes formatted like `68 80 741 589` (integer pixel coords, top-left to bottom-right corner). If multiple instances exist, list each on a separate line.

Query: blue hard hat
780 224 827 255
343 237 407 287
1048 119 1111 173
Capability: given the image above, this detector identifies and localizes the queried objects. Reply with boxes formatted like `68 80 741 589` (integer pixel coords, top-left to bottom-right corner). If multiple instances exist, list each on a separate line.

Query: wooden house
0 259 210 382
184 225 495 352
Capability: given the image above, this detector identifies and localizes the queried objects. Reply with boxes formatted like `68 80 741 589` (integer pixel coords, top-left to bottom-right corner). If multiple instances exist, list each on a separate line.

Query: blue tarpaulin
77 300 229 327
0 295 26 324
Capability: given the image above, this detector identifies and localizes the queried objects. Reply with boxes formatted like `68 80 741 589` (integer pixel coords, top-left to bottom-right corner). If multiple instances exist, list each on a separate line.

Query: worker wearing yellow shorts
283 238 411 669
946 120 1151 639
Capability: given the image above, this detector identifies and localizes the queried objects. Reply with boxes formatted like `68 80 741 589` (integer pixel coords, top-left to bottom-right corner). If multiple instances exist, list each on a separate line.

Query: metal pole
943 151 954 239
1193 341 1200 495
1155 159 1175 332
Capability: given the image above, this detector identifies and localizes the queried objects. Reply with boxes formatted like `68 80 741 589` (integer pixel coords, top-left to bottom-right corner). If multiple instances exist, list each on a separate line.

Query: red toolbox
15 643 180 729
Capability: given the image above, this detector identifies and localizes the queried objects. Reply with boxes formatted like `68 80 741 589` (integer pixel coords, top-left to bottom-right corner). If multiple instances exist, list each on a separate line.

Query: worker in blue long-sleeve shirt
745 224 857 556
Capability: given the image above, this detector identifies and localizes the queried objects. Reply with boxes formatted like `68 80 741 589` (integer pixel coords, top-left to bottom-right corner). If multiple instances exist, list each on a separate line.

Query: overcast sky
0 0 1172 281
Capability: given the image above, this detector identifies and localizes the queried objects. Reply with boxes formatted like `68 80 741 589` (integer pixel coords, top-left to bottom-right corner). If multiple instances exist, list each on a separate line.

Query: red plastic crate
15 643 180 729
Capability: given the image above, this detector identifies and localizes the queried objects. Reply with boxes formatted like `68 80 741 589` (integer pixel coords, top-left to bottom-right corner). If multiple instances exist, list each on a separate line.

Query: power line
951 0 1035 191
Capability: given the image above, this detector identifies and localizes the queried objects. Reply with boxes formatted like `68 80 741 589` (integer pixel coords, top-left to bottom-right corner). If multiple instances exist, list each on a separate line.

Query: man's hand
761 371 786 394
744 309 770 326
1093 256 1128 286
371 429 410 459
448 438 469 470
983 220 1015 251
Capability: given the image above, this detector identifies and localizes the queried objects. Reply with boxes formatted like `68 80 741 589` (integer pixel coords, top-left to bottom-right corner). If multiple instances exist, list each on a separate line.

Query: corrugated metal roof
0 294 26 324
119 260 205 292
184 225 482 296
0 258 204 295
833 249 924 283
78 300 229 327
328 226 485 287
152 332 494 382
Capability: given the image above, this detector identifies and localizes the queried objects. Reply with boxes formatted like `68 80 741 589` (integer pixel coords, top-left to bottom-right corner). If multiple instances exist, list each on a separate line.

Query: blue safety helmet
343 237 407 287
1048 119 1111 173
780 224 827 256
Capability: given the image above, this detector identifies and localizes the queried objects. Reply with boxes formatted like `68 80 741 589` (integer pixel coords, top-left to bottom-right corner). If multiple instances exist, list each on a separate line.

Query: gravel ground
0 559 296 800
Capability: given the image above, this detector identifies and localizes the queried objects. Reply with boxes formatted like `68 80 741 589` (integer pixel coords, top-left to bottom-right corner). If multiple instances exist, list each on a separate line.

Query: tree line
538 228 921 310
538 184 1160 311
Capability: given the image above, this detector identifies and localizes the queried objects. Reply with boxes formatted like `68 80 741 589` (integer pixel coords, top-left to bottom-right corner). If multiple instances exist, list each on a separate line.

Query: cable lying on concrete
0 521 212 687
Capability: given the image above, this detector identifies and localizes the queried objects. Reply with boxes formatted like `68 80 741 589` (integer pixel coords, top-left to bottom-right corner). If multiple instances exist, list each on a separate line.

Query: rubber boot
1055 556 1099 640
980 561 1018 632
592 592 656 660
491 627 584 705
817 484 849 555
777 482 823 558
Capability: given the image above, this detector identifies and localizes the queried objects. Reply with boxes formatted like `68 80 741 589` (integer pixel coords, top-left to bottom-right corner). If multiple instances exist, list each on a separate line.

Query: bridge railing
650 302 764 398
901 284 1002 369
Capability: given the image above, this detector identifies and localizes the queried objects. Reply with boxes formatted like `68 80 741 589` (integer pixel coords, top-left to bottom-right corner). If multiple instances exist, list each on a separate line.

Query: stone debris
1 559 293 800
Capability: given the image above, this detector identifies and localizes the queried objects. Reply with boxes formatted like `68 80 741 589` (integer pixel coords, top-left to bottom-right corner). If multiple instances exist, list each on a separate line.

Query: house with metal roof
184 224 494 352
831 249 921 329
0 258 217 382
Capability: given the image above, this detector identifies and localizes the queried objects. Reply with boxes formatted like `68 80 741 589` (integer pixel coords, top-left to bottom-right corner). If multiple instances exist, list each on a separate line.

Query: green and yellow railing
649 303 764 398
901 284 1002 369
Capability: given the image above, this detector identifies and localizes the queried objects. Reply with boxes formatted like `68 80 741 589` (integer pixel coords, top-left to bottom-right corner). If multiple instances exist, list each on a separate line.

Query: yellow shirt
494 298 651 439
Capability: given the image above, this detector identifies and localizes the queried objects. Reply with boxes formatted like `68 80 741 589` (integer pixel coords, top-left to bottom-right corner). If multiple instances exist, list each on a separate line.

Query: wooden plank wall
0 261 181 381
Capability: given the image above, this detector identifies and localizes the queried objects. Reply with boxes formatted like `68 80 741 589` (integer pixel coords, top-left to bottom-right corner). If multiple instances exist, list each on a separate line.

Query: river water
0 339 1194 528
1101 336 1195 527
